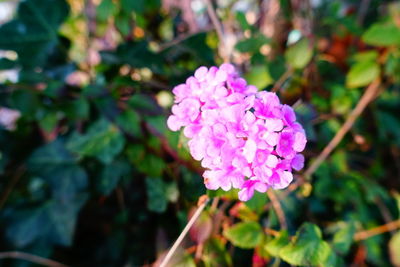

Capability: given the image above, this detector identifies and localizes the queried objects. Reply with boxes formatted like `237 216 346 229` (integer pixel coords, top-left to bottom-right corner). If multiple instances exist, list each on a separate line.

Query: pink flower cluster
167 64 306 201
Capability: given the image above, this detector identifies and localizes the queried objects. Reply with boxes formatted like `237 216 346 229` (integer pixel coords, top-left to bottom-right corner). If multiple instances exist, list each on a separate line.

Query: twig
267 190 287 230
159 196 210 267
280 79 381 196
354 219 400 241
204 0 228 62
0 166 25 210
303 79 381 179
0 251 69 267
265 228 280 237
272 68 293 92
158 28 213 52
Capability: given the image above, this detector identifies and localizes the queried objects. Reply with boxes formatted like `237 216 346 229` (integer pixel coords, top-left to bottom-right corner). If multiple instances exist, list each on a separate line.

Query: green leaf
62 97 90 120
223 221 263 249
203 238 232 266
28 140 88 201
285 39 313 69
279 223 337 266
145 177 167 213
244 65 273 89
97 0 117 22
389 231 400 267
362 23 400 46
0 0 69 68
244 191 268 214
346 61 380 88
332 222 355 254
5 195 87 247
264 231 290 257
66 119 125 164
116 109 142 138
352 51 378 62
97 160 131 195
235 34 269 53
121 0 145 14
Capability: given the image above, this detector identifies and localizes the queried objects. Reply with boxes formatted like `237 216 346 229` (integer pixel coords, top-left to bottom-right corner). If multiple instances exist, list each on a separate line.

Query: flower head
167 64 307 201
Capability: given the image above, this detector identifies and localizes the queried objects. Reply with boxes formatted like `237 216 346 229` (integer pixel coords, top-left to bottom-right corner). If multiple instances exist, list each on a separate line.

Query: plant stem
159 196 210 267
303 79 381 178
354 219 400 241
267 190 288 230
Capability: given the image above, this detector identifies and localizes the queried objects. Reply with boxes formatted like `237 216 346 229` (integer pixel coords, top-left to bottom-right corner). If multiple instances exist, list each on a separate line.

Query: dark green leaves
223 222 263 249
0 0 69 68
97 160 131 195
5 196 87 247
145 177 168 213
67 119 125 164
28 140 88 201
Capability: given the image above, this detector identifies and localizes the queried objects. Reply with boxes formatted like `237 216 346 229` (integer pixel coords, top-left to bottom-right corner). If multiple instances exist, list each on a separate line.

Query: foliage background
0 0 400 266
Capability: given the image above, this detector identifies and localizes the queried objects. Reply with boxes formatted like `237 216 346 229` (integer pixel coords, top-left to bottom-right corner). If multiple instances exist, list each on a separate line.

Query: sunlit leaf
223 221 263 249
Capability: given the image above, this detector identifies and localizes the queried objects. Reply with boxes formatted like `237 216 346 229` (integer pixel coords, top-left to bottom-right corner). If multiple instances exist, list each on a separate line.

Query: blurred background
0 0 400 266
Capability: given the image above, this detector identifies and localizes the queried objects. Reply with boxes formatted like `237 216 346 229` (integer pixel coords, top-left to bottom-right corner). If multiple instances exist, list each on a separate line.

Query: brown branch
354 219 400 241
267 190 288 230
0 251 69 267
303 79 381 179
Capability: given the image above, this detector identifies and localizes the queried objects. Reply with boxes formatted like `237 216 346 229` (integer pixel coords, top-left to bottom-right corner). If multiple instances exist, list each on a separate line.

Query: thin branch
159 196 210 267
354 219 400 241
272 68 293 92
303 79 381 178
267 190 288 230
265 228 280 237
375 197 395 235
281 79 382 196
204 0 228 62
0 251 69 267
0 166 25 210
158 28 213 52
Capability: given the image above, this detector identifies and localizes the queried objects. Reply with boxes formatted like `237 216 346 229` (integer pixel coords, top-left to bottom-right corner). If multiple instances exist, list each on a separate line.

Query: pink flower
167 64 307 201
238 179 269 201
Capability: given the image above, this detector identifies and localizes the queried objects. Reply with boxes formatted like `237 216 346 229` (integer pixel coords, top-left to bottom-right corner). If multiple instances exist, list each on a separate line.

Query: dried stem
0 251 69 267
267 190 288 230
354 219 400 241
303 79 381 178
159 196 210 267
